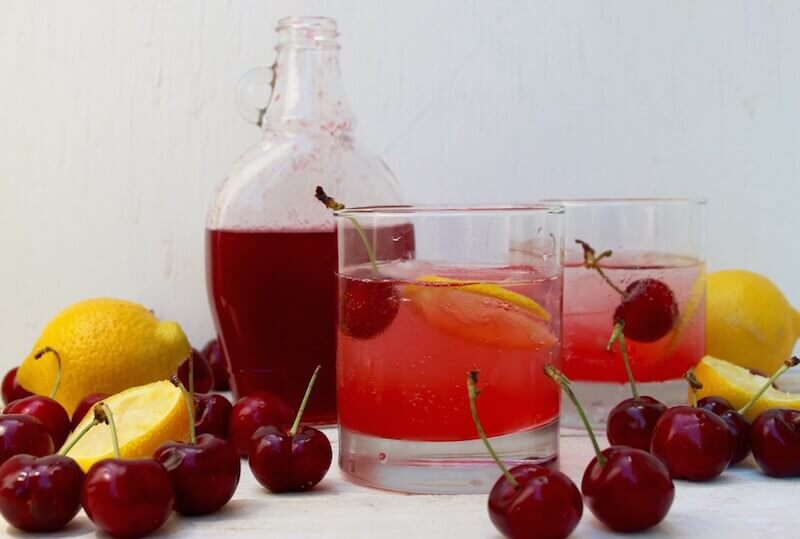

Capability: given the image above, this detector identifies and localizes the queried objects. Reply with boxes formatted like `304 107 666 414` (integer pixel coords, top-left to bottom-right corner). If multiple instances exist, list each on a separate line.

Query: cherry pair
247 366 332 492
154 376 240 516
177 338 233 395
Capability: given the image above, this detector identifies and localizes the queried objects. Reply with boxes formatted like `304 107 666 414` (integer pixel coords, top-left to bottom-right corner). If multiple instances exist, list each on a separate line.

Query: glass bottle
206 16 405 424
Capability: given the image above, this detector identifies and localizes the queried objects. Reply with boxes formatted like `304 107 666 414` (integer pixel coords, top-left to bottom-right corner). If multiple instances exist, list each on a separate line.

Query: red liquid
207 227 414 424
338 268 562 441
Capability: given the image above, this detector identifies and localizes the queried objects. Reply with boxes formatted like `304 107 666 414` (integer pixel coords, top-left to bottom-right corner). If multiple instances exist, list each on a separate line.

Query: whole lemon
17 298 190 415
706 270 800 375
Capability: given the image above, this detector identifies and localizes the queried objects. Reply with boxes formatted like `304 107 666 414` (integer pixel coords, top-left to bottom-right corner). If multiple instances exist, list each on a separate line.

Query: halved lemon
693 356 800 420
62 380 189 471
404 275 557 349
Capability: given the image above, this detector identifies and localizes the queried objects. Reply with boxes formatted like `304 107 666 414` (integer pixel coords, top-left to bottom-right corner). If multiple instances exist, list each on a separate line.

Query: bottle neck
263 41 353 131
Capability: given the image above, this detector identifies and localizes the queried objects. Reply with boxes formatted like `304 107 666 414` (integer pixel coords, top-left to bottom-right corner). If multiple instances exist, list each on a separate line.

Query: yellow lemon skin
694 356 800 421
63 380 189 472
706 270 800 375
17 298 190 415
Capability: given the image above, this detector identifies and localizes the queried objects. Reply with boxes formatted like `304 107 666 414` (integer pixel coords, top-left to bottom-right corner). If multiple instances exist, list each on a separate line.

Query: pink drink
562 251 705 383
337 263 562 442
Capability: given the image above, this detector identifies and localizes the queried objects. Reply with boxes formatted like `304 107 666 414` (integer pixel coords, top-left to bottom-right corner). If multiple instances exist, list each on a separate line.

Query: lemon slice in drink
63 380 189 471
404 275 557 349
693 356 800 421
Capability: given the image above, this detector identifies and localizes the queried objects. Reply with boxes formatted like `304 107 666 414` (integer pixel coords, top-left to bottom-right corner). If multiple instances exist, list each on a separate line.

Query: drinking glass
335 205 564 493
551 199 707 427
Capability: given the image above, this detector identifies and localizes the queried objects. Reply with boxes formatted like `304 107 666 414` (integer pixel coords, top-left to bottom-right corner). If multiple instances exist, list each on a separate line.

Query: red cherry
71 393 108 431
0 454 84 532
0 415 54 465
154 433 240 515
697 396 734 415
650 406 733 481
339 271 399 339
488 463 582 539
81 458 174 538
750 409 800 477
697 396 751 465
613 279 678 342
178 349 215 394
1 369 32 405
194 393 233 439
248 425 332 492
606 396 667 451
202 339 230 391
581 446 674 532
229 391 294 456
719 410 752 465
4 396 71 450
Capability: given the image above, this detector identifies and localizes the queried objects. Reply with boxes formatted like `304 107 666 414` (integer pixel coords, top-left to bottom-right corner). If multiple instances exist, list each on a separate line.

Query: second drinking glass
335 205 564 494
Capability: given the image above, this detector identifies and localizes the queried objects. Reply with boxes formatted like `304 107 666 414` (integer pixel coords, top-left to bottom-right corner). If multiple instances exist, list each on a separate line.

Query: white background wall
1 1 798 368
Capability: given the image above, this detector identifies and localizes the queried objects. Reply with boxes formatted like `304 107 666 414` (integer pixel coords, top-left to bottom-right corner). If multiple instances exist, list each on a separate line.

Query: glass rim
541 197 707 207
334 203 565 218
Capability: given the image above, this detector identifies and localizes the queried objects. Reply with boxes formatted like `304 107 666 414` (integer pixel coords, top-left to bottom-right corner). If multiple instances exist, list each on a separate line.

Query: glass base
561 379 687 429
338 421 559 494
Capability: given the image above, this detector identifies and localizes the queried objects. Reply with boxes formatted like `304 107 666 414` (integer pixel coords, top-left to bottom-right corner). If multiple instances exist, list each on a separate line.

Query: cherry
71 392 108 430
339 273 399 339
751 409 800 477
613 279 678 342
0 454 84 532
575 240 678 342
605 326 666 451
1 368 32 405
230 391 294 456
0 410 103 532
697 358 798 466
178 348 215 395
81 404 174 538
650 407 733 481
194 392 233 439
581 447 675 532
546 365 673 533
154 380 240 515
4 398 70 450
249 366 332 492
468 371 582 539
3 347 72 448
4 348 71 449
202 338 230 391
315 185 399 339
0 415 54 465
697 396 734 415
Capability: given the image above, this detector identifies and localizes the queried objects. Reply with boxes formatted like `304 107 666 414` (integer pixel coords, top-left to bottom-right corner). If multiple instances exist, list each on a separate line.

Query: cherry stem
544 364 606 466
289 365 321 437
59 416 101 456
315 186 379 274
575 239 626 297
466 371 518 488
172 376 196 445
607 323 639 400
188 352 195 401
33 347 62 399
685 369 702 407
94 403 121 459
738 356 800 416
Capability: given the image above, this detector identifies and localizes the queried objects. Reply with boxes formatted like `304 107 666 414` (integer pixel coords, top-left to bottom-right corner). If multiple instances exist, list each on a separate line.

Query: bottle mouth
276 16 339 48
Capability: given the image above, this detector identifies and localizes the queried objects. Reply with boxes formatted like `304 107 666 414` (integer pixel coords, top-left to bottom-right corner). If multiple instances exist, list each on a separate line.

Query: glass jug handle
236 64 275 127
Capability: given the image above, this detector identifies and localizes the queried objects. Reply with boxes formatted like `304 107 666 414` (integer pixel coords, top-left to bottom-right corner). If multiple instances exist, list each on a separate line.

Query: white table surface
10 427 799 538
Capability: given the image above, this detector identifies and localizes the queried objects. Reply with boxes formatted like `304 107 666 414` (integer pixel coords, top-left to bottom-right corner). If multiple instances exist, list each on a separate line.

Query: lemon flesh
706 270 800 375
17 298 190 415
63 380 189 472
404 275 557 350
694 356 800 421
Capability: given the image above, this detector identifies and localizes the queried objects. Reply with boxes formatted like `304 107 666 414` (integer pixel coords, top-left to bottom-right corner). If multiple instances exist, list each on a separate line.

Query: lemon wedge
693 356 800 421
62 380 189 471
404 274 557 349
